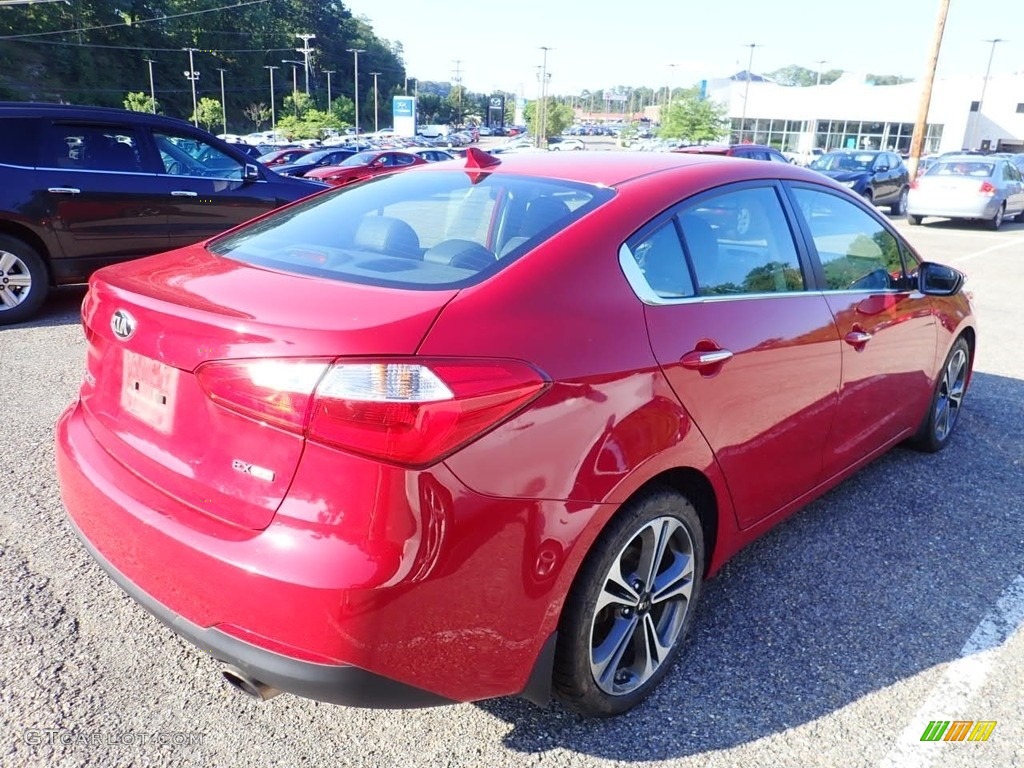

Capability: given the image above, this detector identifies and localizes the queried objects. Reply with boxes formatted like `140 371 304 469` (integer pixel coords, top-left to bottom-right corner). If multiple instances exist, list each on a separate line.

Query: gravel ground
0 217 1021 768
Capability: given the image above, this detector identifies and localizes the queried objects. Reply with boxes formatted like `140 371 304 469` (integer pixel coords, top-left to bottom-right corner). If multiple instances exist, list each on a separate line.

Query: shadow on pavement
0 286 87 331
478 369 1023 760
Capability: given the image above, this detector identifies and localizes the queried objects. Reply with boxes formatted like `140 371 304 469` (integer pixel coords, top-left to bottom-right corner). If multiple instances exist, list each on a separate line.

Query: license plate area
120 350 179 433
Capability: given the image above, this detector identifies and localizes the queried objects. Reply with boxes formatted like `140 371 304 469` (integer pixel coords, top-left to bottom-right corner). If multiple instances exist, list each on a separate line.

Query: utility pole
263 65 278 131
282 60 301 106
969 38 1005 150
143 58 157 113
295 33 316 94
369 72 381 132
216 67 227 135
538 47 551 147
739 43 758 143
182 47 200 126
324 69 335 107
907 0 951 179
451 59 463 127
346 48 365 139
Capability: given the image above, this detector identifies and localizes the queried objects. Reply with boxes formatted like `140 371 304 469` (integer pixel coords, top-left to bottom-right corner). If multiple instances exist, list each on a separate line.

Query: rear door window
40 122 145 173
0 117 38 166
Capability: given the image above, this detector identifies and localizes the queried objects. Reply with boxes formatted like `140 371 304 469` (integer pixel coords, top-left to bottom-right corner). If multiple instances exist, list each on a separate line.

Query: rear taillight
196 358 548 467
979 181 996 196
910 180 919 190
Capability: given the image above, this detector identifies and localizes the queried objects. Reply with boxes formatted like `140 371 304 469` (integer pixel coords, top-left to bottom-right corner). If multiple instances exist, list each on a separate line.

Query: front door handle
681 349 733 370
171 190 198 197
47 187 81 195
844 330 873 347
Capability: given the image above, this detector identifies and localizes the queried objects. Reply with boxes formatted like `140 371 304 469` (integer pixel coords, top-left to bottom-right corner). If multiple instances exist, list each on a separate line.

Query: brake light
196 358 548 467
979 181 996 196
910 180 919 190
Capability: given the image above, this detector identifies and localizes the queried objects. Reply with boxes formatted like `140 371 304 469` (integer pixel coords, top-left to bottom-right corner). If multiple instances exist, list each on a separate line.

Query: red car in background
256 147 313 167
57 149 975 717
305 149 428 186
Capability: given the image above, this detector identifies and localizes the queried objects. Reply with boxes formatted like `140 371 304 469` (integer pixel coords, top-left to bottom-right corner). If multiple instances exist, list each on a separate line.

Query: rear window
209 169 613 289
927 161 995 178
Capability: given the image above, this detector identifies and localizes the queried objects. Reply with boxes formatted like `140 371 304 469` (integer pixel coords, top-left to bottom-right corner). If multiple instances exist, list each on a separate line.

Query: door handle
171 190 198 197
844 330 873 347
680 349 733 370
47 187 81 195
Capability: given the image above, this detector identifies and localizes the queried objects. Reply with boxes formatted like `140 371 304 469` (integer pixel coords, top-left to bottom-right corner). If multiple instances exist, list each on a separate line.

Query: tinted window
792 187 904 291
627 221 695 299
0 117 38 166
41 122 144 172
928 160 994 178
393 154 416 166
209 171 612 289
680 186 805 295
154 131 242 180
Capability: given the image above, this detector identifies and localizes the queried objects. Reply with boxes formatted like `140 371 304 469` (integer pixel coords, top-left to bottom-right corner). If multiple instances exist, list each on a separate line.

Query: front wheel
862 189 874 206
909 337 970 453
891 187 908 216
553 488 704 717
0 235 49 325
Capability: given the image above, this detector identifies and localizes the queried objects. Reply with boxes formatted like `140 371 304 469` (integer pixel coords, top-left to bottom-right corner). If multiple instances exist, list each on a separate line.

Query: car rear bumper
907 195 1000 219
56 400 579 706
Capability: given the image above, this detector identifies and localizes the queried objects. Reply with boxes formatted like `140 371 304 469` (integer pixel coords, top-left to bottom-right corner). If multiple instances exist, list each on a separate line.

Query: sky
343 0 1023 95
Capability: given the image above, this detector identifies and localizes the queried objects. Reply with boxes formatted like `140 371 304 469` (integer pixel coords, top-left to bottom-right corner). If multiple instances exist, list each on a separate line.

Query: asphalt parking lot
1 209 1021 768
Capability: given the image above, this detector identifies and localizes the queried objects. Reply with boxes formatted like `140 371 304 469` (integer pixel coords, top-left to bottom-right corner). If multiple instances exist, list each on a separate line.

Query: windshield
811 153 875 172
340 151 378 168
209 170 613 290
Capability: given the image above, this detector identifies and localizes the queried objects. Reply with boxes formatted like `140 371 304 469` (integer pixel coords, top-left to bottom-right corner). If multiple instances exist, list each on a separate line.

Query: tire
553 487 705 717
907 213 923 226
891 187 908 216
908 336 970 453
986 203 1004 231
0 235 49 326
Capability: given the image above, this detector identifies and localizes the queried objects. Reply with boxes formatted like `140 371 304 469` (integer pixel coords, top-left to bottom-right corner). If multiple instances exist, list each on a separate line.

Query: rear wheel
909 337 970 453
0 236 49 326
907 213 923 226
862 190 874 206
986 203 1005 231
553 488 704 717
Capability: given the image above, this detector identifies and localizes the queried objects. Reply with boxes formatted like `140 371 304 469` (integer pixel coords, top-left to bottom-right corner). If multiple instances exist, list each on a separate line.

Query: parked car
273 148 358 177
304 150 428 186
549 137 586 151
809 150 910 214
907 154 1024 229
407 147 456 163
0 102 324 324
673 144 792 164
257 148 313 167
57 149 974 718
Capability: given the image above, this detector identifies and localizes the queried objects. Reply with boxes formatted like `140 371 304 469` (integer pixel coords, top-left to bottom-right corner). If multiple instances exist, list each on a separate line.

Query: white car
549 138 585 151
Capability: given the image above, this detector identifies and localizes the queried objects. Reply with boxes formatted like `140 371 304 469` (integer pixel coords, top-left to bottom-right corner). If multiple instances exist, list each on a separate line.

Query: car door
1002 161 1024 215
35 120 169 268
146 127 284 249
632 183 842 528
789 185 937 480
870 154 894 202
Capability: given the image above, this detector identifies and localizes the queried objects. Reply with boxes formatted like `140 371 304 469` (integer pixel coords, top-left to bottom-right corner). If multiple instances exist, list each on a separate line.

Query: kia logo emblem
111 309 137 340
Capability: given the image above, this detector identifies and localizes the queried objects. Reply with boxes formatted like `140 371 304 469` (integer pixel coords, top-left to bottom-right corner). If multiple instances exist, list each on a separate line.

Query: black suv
0 103 324 324
808 150 911 215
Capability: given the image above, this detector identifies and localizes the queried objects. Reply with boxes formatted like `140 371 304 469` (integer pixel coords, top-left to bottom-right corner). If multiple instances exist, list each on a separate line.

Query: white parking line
957 235 1024 263
879 574 1024 768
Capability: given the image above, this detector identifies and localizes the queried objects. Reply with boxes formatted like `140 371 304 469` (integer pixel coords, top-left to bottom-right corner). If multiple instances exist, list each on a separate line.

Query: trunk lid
79 245 457 530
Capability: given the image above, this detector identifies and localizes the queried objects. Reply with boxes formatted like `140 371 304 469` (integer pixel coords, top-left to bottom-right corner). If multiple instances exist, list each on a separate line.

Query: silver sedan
907 155 1024 229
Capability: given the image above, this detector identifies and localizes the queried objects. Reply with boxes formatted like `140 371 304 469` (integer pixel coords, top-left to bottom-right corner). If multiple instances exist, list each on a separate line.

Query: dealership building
704 71 1024 155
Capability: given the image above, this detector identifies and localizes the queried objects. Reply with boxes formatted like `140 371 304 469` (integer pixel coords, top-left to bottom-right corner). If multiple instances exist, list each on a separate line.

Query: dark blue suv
0 103 324 324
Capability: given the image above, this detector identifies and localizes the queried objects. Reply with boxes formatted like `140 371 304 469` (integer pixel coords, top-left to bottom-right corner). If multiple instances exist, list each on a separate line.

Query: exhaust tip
222 666 282 702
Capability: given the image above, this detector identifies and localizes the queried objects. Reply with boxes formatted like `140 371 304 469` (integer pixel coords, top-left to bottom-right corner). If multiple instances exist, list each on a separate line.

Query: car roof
0 101 198 131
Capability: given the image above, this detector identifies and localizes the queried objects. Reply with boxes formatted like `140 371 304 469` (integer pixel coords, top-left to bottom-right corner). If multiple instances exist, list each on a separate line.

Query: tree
123 91 156 114
659 91 730 143
244 103 271 131
767 65 844 87
191 97 222 132
328 96 355 128
283 92 313 119
525 98 573 140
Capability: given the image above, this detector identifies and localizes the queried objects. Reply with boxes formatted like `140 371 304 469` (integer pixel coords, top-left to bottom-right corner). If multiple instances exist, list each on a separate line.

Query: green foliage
192 97 223 132
525 98 573 140
767 65 844 87
276 108 339 140
123 91 157 114
329 96 355 128
283 92 313 119
243 103 271 131
658 91 730 142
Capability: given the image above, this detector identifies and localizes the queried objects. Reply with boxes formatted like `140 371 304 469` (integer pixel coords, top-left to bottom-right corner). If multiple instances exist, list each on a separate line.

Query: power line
0 37 294 53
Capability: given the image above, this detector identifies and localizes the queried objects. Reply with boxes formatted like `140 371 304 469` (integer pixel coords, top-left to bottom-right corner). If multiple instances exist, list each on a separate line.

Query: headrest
353 216 421 259
423 239 496 271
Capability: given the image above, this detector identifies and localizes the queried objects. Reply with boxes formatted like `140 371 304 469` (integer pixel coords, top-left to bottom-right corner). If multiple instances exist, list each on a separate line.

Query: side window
153 131 242 180
890 153 903 170
0 118 38 166
681 186 805 295
1003 163 1020 182
792 187 905 291
769 151 790 164
627 221 695 299
41 123 143 172
393 154 416 166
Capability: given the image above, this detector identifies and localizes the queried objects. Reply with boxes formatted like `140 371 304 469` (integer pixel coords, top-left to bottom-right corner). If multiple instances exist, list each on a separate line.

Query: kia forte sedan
57 148 975 717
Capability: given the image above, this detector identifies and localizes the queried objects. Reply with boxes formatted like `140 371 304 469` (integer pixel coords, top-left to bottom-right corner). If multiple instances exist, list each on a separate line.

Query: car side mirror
244 163 260 182
918 262 964 296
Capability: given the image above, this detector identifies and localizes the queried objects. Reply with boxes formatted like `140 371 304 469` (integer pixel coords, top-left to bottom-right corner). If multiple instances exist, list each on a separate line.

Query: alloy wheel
934 347 968 442
0 250 33 310
589 516 695 696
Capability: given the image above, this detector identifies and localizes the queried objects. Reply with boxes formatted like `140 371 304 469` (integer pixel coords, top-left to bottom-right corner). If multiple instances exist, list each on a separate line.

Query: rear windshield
927 161 995 178
209 169 613 289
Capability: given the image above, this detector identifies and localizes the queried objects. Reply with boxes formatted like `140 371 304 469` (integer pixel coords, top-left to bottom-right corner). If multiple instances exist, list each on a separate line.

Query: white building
705 72 1024 155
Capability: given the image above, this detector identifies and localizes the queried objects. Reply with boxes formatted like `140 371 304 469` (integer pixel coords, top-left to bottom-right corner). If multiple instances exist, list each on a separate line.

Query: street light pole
324 69 335 107
263 65 278 132
182 47 200 127
538 46 551 148
282 60 301 106
143 58 157 113
969 38 1005 150
369 72 381 132
739 43 758 143
815 60 827 86
346 48 365 139
216 67 227 135
295 33 315 95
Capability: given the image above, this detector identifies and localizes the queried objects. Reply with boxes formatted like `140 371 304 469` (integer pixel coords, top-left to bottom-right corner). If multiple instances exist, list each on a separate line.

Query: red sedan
305 149 428 186
255 147 313 166
56 148 975 717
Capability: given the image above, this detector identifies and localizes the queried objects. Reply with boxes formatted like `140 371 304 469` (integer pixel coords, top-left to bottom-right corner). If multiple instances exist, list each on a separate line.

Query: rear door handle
47 187 81 195
680 349 733 370
171 190 198 197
